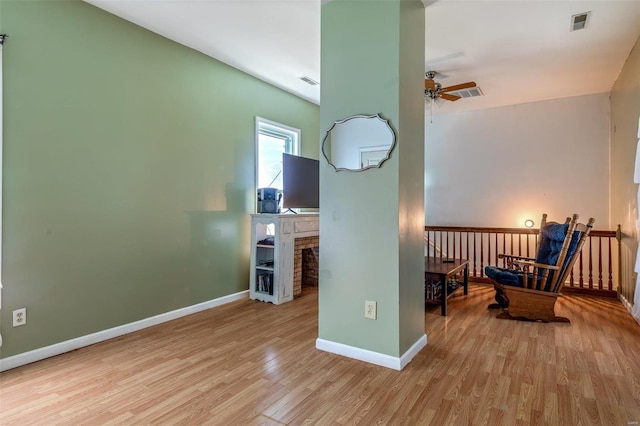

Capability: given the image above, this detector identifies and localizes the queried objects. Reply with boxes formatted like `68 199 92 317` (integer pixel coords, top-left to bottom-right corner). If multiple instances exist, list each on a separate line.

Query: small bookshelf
250 217 279 303
249 213 319 305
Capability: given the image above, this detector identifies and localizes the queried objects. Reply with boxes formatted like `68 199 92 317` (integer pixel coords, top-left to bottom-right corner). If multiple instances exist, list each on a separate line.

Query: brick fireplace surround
293 236 319 297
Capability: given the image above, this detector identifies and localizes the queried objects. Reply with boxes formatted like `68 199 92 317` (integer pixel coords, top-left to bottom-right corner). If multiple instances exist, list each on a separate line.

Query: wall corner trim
315 334 427 371
0 290 249 372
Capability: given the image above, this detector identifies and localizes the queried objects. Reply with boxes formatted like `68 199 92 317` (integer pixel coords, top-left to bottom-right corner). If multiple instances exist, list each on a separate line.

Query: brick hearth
293 236 319 297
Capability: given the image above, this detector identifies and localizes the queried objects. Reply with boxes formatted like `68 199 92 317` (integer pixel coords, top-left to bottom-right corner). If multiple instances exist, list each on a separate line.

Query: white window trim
255 117 301 212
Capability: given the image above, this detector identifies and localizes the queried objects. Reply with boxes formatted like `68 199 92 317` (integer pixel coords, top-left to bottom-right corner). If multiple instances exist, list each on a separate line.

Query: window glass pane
258 134 287 189
256 118 300 195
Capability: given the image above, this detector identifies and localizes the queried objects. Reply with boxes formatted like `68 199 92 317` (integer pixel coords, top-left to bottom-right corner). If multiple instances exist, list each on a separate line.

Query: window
255 117 300 193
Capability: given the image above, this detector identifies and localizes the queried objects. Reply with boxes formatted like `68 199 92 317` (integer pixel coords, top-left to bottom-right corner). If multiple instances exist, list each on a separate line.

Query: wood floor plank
2 284 640 425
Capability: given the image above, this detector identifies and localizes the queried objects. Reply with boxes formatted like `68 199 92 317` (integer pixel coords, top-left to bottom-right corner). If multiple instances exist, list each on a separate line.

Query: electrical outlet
13 308 27 327
365 300 377 320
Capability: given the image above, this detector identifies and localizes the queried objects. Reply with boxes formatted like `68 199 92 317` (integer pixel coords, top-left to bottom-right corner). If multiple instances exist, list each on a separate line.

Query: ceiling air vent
570 12 590 31
299 76 319 86
449 87 483 98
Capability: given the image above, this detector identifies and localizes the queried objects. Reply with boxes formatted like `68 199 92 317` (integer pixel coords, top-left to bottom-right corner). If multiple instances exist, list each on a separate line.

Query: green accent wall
319 0 424 358
0 0 319 358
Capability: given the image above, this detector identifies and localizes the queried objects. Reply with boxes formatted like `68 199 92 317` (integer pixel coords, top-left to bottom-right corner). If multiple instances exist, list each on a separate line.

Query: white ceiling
86 0 640 114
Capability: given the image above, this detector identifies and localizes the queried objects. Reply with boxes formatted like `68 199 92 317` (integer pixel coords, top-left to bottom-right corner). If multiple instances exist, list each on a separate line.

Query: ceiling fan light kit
424 70 478 103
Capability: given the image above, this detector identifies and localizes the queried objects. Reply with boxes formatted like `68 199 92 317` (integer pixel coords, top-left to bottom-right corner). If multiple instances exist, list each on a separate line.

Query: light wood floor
2 284 640 425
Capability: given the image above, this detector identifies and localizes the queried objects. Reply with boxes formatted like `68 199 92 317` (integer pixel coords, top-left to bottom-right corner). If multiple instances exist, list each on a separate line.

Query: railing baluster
510 234 514 258
487 232 492 271
472 232 477 277
598 237 603 290
466 232 470 271
608 237 613 291
447 231 450 257
579 251 584 287
451 230 455 259
480 233 484 277
518 234 522 256
503 233 507 268
445 231 449 258
588 237 594 289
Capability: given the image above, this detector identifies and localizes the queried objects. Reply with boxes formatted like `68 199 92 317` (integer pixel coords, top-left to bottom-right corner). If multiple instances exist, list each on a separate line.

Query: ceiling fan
424 71 477 102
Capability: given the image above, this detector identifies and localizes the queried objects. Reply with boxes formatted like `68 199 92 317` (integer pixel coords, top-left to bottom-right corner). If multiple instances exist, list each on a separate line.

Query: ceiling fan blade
440 93 461 102
441 81 476 92
425 79 435 90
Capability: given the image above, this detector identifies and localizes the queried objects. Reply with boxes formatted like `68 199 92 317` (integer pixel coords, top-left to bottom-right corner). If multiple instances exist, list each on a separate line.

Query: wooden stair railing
425 225 620 298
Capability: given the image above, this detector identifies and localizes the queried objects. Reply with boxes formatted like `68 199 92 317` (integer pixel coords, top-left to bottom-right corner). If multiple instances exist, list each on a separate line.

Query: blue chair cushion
486 222 581 291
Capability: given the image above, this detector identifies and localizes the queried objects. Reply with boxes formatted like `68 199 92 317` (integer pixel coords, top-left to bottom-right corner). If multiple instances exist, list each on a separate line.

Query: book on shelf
256 272 274 295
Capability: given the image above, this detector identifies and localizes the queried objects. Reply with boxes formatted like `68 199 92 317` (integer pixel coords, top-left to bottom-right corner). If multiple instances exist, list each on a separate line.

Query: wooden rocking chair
485 213 595 322
486 214 569 310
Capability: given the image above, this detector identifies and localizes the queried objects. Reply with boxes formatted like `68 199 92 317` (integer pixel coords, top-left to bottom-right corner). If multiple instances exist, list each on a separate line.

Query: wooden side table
424 257 470 316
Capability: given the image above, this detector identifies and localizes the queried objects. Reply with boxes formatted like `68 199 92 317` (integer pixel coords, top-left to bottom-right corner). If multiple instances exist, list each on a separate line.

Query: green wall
0 0 319 358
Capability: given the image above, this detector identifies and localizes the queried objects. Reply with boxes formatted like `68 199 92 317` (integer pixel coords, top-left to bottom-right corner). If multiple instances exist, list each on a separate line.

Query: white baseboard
0 290 249 372
619 293 640 326
316 333 427 370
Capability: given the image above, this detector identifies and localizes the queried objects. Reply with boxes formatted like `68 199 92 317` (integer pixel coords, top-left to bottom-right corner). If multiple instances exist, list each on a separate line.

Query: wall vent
570 12 590 31
449 87 483 98
299 76 319 86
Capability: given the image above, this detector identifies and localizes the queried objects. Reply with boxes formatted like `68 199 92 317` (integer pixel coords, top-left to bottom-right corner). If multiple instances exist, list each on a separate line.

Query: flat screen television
282 153 319 209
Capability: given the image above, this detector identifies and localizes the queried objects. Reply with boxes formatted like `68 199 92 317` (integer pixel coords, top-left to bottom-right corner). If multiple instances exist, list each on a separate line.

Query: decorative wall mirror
321 114 396 172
